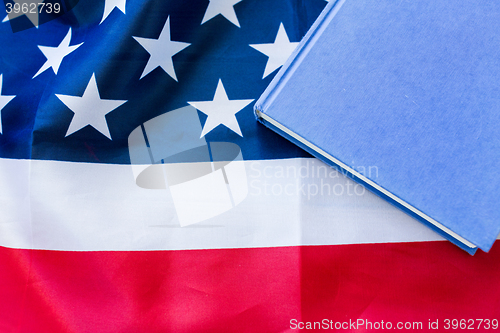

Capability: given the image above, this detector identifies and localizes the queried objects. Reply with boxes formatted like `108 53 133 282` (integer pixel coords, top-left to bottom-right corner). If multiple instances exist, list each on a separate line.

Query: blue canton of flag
0 0 326 163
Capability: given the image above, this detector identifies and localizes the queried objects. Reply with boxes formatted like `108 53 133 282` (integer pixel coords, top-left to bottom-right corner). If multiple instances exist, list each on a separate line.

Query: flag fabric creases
0 0 499 332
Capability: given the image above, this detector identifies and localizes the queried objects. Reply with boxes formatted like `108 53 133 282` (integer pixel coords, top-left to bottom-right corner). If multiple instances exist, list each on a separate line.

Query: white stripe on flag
0 157 446 251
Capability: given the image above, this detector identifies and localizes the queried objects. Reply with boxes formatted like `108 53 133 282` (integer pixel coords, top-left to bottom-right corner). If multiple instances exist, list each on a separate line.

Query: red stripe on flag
1 241 499 332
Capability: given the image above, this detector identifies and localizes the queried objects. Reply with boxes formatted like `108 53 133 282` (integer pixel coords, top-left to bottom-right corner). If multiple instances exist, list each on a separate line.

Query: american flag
0 0 499 332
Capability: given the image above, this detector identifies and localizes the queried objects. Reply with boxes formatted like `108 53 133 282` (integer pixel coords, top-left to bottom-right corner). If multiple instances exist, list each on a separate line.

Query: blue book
255 0 500 254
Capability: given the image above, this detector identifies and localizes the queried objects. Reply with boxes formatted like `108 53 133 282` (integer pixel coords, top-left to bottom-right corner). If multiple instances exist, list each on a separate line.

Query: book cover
255 0 500 254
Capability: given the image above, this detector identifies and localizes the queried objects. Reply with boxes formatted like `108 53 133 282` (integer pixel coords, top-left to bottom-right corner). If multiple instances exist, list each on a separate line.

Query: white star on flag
33 28 83 78
250 23 299 79
202 0 243 28
0 74 16 134
55 74 127 140
100 0 126 24
188 79 254 137
133 16 190 81
3 0 44 28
